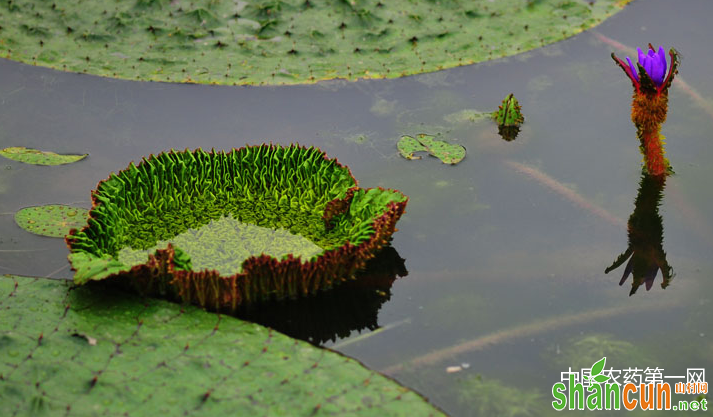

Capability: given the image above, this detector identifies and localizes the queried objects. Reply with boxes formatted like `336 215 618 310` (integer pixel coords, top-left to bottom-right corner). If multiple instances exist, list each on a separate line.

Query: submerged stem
381 299 681 375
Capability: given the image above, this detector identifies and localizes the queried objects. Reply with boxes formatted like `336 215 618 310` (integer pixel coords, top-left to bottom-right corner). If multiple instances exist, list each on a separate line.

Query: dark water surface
1 0 712 415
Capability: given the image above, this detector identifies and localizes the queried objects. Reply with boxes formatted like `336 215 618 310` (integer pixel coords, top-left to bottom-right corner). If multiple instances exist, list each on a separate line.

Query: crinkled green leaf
0 147 87 166
397 134 466 165
66 146 407 312
0 275 445 416
14 205 89 238
0 0 631 85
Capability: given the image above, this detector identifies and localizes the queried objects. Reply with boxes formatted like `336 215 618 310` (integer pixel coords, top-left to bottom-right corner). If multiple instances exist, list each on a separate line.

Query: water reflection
236 246 407 345
496 125 520 142
605 173 673 295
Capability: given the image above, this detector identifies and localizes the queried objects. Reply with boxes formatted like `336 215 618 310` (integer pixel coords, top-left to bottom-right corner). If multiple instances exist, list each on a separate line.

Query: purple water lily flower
625 45 667 86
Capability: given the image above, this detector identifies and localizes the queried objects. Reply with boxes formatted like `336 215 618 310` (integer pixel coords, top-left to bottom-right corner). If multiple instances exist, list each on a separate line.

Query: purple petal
644 57 654 81
626 57 639 81
649 58 663 85
637 47 646 66
658 46 667 79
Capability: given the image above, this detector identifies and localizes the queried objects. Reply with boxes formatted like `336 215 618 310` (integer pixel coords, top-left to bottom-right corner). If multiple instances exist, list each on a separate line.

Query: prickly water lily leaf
66 145 408 312
492 94 524 128
0 0 631 85
397 134 466 165
0 147 87 166
0 275 445 416
14 205 89 238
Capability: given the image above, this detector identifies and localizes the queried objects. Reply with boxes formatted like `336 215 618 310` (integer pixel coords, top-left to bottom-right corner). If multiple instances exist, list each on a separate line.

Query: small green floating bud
492 94 524 127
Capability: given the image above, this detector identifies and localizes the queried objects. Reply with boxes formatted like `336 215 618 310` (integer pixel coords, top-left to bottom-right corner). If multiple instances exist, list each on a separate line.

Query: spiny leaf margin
66 144 408 312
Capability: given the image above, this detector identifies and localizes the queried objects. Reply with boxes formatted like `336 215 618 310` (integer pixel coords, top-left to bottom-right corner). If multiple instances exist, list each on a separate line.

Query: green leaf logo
588 357 610 385
594 374 610 383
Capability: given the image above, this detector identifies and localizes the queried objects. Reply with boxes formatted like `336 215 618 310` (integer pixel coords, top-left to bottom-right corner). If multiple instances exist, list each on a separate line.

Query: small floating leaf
14 204 89 237
397 134 466 165
0 147 88 166
397 136 428 160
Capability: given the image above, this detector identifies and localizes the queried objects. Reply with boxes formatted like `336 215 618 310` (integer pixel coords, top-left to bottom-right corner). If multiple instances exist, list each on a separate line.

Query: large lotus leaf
0 147 87 166
0 0 631 85
14 205 90 238
66 145 408 311
0 275 444 416
397 134 465 165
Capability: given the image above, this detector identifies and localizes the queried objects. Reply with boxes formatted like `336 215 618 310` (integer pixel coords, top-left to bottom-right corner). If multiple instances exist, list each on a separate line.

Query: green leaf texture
0 0 631 85
14 205 89 238
0 275 445 416
397 134 465 165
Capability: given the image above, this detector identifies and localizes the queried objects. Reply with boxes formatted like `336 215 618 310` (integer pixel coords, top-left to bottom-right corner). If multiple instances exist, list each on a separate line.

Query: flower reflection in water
605 174 673 295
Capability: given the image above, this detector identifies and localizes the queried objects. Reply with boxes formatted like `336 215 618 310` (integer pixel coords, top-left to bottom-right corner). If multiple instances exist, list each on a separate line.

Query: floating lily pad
398 134 466 165
0 0 631 85
66 145 408 311
0 147 87 166
0 275 445 416
14 204 89 237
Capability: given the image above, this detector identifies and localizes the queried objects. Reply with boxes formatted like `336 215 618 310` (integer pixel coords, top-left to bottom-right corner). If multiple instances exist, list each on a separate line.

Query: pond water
1 0 712 415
